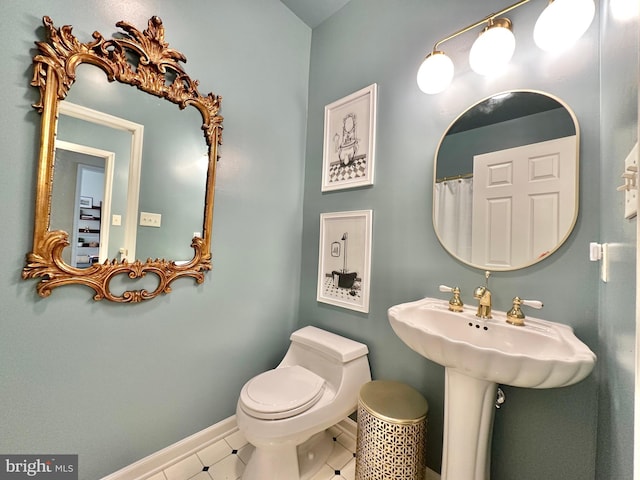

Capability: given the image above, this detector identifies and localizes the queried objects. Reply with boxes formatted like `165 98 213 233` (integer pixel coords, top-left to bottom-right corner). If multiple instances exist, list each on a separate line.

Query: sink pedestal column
441 368 498 480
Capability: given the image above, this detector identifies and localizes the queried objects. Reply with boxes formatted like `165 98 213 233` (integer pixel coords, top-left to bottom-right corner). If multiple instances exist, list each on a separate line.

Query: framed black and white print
322 84 377 192
317 210 372 313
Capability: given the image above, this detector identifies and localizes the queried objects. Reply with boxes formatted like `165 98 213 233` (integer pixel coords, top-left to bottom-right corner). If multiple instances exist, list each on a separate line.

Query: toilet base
243 430 333 480
298 430 334 480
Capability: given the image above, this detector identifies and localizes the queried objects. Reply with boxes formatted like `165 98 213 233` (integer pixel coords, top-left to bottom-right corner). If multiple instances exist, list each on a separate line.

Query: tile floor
145 424 357 480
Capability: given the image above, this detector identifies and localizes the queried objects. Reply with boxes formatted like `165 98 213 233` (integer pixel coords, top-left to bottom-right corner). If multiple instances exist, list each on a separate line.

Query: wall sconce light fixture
417 0 596 94
469 18 516 75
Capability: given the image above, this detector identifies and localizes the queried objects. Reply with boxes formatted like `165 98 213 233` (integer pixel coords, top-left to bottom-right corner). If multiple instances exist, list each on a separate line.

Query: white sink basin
389 296 596 479
388 297 596 389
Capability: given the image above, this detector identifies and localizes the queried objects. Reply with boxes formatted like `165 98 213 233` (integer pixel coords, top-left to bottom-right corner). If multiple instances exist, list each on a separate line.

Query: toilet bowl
236 326 371 480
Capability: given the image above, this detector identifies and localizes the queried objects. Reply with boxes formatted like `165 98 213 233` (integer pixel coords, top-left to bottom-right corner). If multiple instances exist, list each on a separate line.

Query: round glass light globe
610 0 638 21
534 0 595 52
469 23 516 76
417 52 454 94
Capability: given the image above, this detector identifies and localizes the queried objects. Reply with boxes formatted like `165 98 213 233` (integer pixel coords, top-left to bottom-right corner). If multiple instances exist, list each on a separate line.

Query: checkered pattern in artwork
322 275 361 304
328 155 368 184
355 402 426 480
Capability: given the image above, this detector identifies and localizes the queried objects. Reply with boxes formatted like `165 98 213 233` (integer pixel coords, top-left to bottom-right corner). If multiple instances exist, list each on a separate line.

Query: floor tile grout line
175 426 357 480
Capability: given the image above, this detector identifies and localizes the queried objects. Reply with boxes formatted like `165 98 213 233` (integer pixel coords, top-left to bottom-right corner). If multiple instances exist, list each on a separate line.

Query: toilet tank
281 326 371 395
289 326 368 363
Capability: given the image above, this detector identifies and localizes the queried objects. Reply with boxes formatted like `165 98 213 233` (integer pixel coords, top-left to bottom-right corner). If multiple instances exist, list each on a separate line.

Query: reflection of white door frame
56 141 114 264
59 101 143 262
471 135 577 268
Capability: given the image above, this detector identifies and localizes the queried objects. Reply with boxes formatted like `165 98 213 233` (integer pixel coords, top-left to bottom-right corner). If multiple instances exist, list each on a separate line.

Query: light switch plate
112 214 121 226
624 142 638 219
140 211 162 227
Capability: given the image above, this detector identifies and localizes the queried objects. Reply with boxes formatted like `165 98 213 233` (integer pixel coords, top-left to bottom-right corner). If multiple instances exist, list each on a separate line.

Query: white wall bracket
589 242 609 283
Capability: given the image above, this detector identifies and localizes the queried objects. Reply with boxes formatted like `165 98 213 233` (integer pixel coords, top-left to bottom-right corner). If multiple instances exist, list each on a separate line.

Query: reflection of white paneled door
471 135 577 268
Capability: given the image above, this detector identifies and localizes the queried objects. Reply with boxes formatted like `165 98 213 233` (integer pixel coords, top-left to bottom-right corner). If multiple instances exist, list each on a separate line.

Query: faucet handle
439 285 464 312
506 297 543 326
521 299 543 309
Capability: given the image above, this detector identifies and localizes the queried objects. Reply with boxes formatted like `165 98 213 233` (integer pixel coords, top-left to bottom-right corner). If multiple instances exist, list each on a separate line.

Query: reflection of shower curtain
434 178 473 262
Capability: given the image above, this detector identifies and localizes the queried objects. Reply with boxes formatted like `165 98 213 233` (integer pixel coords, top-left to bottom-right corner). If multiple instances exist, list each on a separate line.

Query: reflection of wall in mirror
437 108 575 179
136 103 206 262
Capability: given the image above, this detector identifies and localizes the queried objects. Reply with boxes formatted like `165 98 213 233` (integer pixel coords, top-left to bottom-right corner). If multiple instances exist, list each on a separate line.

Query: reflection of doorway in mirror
471 135 577 268
75 165 104 268
53 141 114 268
57 101 143 263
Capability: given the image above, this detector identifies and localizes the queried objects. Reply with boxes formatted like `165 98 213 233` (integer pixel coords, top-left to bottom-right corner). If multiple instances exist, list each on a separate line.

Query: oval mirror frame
433 90 579 271
22 16 223 302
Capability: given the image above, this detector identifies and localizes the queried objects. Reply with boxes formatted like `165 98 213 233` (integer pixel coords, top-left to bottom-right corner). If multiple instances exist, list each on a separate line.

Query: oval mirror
433 90 579 271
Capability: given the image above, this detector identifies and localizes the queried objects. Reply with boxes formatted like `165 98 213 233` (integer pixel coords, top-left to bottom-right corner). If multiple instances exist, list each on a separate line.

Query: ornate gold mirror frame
22 16 223 302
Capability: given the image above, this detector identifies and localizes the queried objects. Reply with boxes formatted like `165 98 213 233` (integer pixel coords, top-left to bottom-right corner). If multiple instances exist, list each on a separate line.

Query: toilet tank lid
290 326 368 362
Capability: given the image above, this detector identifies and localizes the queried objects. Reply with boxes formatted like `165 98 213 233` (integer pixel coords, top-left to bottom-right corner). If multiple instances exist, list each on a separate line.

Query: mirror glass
23 16 222 302
57 65 208 263
433 90 579 271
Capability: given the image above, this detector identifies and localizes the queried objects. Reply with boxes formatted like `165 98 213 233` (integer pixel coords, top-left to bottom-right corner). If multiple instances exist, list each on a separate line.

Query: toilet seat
240 365 326 420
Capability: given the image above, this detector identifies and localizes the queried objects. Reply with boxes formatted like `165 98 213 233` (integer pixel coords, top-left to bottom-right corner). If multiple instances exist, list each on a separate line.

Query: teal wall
298 0 633 478
0 1 310 478
596 1 638 478
1 1 638 479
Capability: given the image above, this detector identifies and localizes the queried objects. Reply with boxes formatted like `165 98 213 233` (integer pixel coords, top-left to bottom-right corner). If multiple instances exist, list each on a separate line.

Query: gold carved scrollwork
22 16 223 303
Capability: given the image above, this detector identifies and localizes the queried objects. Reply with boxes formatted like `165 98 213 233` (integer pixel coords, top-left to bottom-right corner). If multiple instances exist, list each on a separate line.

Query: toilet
236 326 371 480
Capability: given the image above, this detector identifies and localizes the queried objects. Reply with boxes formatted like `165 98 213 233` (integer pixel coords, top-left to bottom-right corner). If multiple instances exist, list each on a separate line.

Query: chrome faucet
473 271 492 319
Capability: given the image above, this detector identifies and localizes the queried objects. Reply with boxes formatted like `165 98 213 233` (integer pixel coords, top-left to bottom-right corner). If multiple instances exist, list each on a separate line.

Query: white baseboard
101 415 441 480
101 416 237 480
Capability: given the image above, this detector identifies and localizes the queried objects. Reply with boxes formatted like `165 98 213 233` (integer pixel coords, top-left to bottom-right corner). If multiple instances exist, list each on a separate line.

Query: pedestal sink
388 297 596 480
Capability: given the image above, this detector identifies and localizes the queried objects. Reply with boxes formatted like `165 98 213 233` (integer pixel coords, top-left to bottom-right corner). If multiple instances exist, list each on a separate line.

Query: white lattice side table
355 380 428 480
